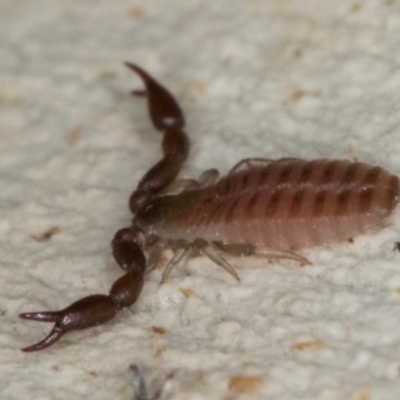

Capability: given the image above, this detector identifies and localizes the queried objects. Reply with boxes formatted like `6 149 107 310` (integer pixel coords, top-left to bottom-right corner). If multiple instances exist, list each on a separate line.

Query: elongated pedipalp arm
19 228 146 351
125 62 190 214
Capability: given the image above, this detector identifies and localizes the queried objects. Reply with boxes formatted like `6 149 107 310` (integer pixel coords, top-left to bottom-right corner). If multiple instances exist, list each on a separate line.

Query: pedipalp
125 62 190 214
20 63 190 351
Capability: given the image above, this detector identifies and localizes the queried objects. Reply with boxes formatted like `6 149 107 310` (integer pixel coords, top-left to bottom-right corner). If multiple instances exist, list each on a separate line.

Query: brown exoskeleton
20 63 400 351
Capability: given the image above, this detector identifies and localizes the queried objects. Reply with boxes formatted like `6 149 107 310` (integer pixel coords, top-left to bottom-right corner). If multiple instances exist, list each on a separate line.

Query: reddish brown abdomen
139 159 399 251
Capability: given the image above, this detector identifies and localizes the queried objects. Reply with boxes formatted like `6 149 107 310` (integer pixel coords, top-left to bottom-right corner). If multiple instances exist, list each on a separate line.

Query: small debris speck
31 226 61 242
291 340 323 351
180 288 194 297
128 7 144 19
152 326 165 334
228 375 264 393
67 126 83 145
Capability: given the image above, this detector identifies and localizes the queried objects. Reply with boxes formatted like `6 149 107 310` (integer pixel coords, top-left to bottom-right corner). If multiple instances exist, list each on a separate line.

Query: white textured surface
2 1 400 399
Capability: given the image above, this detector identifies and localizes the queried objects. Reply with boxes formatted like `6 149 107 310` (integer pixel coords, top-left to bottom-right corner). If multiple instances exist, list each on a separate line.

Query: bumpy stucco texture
2 1 400 399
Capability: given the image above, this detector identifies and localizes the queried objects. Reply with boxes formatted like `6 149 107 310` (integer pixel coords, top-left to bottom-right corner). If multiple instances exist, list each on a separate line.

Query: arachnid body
20 63 400 351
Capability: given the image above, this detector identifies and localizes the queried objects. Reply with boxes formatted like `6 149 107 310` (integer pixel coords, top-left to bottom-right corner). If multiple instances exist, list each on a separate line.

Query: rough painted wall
2 1 400 399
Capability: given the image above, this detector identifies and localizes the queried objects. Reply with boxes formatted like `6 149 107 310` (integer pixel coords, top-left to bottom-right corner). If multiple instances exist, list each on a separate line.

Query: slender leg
214 242 310 265
194 240 240 281
161 168 219 195
19 228 146 351
160 246 191 284
146 239 168 274
228 158 301 175
228 158 272 175
253 247 310 266
213 242 256 257
160 178 200 195
198 168 219 187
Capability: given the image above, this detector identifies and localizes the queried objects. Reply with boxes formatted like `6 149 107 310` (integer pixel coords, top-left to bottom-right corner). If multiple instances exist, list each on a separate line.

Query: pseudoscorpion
20 63 400 351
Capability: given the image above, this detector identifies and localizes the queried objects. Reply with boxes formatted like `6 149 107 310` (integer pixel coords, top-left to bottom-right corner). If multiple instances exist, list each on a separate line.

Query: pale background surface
2 1 400 399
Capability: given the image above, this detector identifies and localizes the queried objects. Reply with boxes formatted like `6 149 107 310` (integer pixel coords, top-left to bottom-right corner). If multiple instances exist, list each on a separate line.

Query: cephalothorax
20 63 400 351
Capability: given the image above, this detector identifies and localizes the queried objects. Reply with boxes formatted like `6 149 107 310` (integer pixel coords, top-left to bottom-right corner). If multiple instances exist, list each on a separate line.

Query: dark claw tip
21 326 65 352
124 61 139 71
124 62 147 80
19 311 59 323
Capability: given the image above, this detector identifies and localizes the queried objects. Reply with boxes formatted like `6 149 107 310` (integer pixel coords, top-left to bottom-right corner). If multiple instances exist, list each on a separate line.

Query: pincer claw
19 323 65 352
19 294 118 352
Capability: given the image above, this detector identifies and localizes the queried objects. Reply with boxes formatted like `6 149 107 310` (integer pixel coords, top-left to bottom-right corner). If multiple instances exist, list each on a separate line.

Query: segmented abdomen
141 159 399 251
